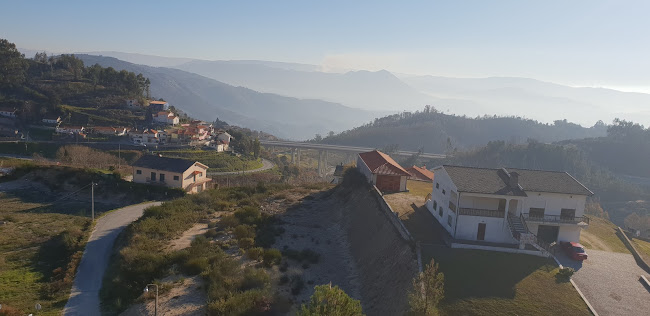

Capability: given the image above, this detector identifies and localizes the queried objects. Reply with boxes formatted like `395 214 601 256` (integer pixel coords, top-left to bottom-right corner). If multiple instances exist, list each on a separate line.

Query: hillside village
1 36 650 316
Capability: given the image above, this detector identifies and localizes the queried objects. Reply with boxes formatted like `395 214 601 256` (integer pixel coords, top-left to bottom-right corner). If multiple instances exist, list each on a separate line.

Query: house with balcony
132 155 212 194
427 165 593 256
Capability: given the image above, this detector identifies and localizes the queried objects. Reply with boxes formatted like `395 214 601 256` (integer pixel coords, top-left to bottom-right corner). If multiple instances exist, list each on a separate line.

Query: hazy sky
2 0 649 92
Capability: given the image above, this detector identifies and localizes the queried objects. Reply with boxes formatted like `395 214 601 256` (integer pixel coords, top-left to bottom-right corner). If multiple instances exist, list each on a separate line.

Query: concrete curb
570 279 599 316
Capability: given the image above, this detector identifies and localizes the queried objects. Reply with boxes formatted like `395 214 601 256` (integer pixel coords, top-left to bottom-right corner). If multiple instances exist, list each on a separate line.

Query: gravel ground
558 249 650 316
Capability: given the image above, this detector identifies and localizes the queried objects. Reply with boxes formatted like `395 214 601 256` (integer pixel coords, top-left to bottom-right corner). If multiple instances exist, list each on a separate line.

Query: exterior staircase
507 214 552 257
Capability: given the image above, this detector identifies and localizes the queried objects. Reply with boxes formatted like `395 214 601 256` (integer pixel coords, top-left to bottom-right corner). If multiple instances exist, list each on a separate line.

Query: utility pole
91 182 95 221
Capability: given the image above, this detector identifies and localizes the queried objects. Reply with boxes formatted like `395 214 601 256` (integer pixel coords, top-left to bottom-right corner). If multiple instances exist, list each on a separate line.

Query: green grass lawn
155 149 263 172
0 193 91 316
407 179 433 198
421 248 590 316
632 238 650 262
579 216 630 253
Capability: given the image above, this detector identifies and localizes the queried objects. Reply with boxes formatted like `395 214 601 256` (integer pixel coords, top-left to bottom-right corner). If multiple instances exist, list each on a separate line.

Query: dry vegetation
579 216 630 253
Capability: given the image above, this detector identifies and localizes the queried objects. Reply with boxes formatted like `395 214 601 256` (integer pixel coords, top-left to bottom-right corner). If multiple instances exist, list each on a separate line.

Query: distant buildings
149 100 168 112
153 111 179 126
41 116 61 125
132 155 212 194
0 107 17 118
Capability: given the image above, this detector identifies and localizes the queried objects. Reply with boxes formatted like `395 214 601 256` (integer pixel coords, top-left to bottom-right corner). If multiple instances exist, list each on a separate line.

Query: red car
561 241 588 261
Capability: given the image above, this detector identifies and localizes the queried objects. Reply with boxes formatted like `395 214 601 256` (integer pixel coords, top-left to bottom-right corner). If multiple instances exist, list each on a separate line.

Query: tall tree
409 259 445 316
0 38 28 87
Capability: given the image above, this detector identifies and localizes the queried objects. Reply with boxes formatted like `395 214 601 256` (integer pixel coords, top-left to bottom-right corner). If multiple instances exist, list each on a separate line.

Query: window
529 208 545 219
173 175 179 181
447 215 453 226
561 208 576 220
436 183 439 189
136 169 142 175
160 174 165 182
449 200 457 212
442 189 446 195
150 172 156 181
433 200 438 211
439 206 443 217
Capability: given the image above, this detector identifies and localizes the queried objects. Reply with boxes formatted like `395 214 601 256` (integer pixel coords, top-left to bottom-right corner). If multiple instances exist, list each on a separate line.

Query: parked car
560 241 588 261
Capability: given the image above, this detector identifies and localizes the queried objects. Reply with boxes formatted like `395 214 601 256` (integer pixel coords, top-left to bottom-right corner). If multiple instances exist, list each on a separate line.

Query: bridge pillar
291 148 296 164
318 150 323 176
297 148 301 165
324 150 328 172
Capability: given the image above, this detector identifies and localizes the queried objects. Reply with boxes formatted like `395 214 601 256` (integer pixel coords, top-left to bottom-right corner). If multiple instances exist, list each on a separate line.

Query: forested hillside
0 39 149 126
319 106 607 152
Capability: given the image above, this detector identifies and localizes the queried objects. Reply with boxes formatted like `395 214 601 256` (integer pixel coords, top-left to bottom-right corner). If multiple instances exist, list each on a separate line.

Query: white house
153 111 180 126
56 125 85 134
0 108 17 118
132 155 212 194
129 129 159 145
428 165 593 253
125 99 140 108
42 116 61 125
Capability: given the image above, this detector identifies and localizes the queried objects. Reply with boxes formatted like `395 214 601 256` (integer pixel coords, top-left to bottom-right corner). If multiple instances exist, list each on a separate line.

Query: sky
2 0 650 92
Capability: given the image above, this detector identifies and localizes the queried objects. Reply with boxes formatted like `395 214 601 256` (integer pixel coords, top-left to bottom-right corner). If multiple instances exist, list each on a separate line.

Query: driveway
207 158 275 176
63 202 162 316
558 249 650 316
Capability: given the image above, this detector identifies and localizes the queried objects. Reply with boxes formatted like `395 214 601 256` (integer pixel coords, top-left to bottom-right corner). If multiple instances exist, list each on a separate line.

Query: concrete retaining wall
617 227 650 274
370 185 414 242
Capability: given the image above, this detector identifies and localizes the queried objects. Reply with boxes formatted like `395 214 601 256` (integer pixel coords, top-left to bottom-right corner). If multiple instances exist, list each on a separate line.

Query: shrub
299 284 364 316
246 247 264 262
205 228 218 238
279 261 289 272
184 257 210 275
219 215 240 229
233 224 256 240
557 267 575 281
238 238 255 249
241 267 270 290
234 206 261 225
279 275 290 285
263 248 282 267
207 289 272 316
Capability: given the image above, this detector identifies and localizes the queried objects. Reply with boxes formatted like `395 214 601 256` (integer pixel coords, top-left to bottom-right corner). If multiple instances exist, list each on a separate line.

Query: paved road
207 158 274 176
260 140 447 159
63 202 162 316
558 249 650 316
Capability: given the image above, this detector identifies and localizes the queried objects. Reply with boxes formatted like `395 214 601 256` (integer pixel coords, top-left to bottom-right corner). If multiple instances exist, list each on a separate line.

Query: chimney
509 172 519 188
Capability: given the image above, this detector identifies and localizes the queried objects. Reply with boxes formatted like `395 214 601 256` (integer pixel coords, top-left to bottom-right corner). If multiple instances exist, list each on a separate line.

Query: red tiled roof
358 150 410 176
407 165 434 181
149 101 168 105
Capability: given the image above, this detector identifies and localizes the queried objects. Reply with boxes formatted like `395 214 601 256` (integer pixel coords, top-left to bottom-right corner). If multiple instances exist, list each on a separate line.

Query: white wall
527 223 582 243
356 155 373 184
455 215 513 243
520 192 587 217
459 196 502 210
429 168 458 236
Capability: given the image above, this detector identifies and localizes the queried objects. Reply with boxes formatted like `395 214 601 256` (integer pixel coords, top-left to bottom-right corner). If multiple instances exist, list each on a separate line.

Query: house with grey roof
428 165 593 256
132 155 211 194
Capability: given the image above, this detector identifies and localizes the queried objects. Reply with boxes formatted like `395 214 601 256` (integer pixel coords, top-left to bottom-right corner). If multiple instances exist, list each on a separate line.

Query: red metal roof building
406 165 434 182
357 150 410 192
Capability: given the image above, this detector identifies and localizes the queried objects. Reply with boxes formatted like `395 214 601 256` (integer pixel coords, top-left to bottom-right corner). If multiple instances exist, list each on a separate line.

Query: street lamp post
144 284 158 316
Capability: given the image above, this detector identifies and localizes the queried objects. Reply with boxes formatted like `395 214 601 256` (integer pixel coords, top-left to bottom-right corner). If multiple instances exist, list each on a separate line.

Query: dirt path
168 223 209 251
120 275 207 316
581 230 614 252
63 202 162 316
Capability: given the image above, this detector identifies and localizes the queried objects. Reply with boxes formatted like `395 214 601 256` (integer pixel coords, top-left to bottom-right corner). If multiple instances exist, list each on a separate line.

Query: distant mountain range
71 51 650 128
75 55 377 139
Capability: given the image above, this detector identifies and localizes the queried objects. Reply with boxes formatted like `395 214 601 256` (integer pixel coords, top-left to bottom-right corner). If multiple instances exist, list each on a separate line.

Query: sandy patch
120 275 207 316
168 223 209 251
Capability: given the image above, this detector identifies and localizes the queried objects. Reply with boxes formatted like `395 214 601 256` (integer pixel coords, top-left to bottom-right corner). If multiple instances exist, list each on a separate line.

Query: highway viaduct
259 140 446 175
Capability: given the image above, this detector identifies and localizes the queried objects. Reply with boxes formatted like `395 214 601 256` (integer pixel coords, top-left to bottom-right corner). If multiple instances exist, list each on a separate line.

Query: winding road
63 202 162 316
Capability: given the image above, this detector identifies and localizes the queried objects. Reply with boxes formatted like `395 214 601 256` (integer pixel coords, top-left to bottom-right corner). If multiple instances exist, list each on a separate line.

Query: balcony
459 208 505 218
145 177 166 185
522 213 590 225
